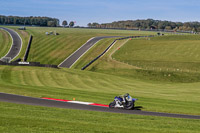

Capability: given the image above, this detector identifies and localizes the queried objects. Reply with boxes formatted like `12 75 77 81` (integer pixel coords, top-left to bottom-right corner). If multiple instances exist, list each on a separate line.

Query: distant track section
82 35 154 70
58 36 121 68
0 93 200 119
0 27 22 61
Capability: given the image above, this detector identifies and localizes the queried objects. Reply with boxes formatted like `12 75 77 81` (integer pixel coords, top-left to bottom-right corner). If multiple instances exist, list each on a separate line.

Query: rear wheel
124 101 134 110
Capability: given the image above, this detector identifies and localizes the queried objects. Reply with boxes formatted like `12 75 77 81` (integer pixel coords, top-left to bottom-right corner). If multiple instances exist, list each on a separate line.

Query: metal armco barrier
81 35 154 70
24 35 33 61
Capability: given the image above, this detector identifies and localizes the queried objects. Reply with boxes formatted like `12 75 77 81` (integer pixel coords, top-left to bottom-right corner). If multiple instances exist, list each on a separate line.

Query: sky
0 0 200 26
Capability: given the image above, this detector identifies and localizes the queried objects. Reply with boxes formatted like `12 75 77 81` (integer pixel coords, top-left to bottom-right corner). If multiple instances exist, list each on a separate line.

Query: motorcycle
109 96 137 110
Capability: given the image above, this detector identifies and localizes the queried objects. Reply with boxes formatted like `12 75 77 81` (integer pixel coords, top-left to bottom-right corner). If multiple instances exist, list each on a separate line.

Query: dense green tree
69 21 75 27
0 15 59 27
88 19 200 32
62 20 68 27
87 23 92 27
91 22 99 27
165 26 172 30
47 21 57 27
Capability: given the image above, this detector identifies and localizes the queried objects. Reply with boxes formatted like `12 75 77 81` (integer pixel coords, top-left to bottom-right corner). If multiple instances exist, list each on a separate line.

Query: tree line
88 19 200 32
0 15 59 27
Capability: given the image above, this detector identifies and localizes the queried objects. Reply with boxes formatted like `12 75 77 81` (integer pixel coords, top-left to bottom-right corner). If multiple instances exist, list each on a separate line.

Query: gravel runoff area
0 93 200 120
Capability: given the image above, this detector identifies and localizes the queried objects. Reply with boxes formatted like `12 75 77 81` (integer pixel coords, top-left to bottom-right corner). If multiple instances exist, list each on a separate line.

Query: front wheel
109 101 116 108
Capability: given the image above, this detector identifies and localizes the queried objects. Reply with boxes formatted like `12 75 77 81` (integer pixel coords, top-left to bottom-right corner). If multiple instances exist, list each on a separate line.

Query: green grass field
0 26 199 132
0 65 200 115
0 29 11 58
19 27 156 65
113 35 200 72
84 35 200 82
1 102 200 133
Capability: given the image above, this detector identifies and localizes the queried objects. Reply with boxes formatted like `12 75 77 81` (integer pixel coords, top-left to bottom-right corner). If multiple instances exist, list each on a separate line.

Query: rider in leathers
119 93 132 105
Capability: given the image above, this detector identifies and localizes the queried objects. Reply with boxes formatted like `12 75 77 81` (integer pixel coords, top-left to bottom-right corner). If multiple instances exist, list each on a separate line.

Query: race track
58 36 120 68
0 27 22 60
0 29 199 120
0 93 200 119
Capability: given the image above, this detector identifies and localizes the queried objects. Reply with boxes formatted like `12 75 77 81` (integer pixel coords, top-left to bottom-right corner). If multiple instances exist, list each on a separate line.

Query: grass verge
0 65 200 115
4 26 30 61
0 102 200 133
0 29 12 58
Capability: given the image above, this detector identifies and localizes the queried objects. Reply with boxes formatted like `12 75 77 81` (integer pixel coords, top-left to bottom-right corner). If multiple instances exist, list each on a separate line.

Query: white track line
0 28 13 60
68 101 93 105
69 39 102 68
42 97 109 107
0 28 23 61
58 37 95 67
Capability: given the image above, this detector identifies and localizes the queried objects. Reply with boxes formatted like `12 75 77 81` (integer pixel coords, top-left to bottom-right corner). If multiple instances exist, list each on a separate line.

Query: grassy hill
0 27 199 132
0 65 200 115
0 28 11 58
83 35 200 82
14 27 156 65
0 65 200 132
113 35 200 71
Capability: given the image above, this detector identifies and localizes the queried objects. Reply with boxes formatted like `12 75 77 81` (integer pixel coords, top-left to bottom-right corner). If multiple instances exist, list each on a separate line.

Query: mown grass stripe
23 27 153 65
0 101 200 133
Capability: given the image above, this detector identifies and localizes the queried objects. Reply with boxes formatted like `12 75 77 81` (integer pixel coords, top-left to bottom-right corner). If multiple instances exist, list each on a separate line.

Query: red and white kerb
42 97 109 107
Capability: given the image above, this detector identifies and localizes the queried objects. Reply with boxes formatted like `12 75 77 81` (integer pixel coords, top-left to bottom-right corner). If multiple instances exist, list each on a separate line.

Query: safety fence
81 35 154 70
75 27 195 34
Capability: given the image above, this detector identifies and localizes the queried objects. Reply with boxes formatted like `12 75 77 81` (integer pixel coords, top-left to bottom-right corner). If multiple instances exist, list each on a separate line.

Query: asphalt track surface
0 93 200 119
58 36 121 68
0 27 22 60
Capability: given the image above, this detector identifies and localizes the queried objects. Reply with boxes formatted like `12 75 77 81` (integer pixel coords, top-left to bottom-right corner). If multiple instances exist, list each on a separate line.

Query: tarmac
0 27 22 60
0 93 200 119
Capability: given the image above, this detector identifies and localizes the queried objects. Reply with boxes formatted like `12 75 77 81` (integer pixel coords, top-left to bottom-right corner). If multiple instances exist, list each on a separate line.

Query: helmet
124 93 129 97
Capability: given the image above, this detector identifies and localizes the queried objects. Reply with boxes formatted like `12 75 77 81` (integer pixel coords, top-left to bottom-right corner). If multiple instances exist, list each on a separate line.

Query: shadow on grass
133 106 143 110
